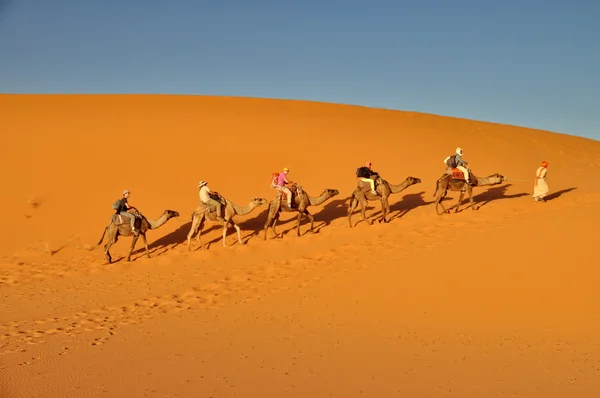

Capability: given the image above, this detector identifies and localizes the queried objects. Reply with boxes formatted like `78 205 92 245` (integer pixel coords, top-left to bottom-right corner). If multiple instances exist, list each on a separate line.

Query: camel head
252 197 268 207
406 176 422 186
488 174 507 185
325 189 340 198
164 209 180 219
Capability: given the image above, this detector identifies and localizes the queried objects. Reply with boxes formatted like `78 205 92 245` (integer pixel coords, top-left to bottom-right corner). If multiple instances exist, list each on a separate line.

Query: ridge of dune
1 94 599 397
3 92 597 140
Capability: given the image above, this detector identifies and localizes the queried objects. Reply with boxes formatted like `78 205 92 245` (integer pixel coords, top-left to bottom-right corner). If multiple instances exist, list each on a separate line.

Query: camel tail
97 226 108 245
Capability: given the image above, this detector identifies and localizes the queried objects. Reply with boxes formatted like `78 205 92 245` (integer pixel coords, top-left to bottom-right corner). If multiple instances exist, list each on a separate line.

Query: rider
276 167 295 208
116 189 138 235
445 147 472 185
356 161 379 195
198 181 225 221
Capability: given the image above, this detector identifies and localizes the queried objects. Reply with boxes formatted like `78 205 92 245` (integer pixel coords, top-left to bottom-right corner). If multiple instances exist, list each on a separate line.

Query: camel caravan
98 148 508 263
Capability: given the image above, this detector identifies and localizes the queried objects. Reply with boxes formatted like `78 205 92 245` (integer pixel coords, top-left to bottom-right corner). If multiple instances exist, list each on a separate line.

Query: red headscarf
541 161 549 168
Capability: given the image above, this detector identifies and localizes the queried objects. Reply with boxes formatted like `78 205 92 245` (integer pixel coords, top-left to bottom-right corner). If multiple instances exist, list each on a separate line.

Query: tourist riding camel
111 189 138 236
433 171 507 215
355 161 380 195
444 147 472 185
198 180 225 221
98 208 180 264
271 167 295 208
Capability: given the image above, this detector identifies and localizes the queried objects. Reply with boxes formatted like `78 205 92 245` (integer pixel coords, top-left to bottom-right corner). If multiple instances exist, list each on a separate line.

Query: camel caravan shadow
387 191 433 222
107 181 574 262
470 184 529 210
150 207 269 253
438 183 528 213
142 221 220 253
252 198 347 227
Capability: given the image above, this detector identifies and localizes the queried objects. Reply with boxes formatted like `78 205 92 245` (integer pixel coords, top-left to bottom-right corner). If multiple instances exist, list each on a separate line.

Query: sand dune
1 94 599 397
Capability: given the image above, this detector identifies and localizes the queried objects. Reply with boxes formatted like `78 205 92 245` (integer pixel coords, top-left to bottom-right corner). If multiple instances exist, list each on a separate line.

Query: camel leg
196 220 205 248
198 217 209 244
435 191 447 215
186 214 200 251
304 209 315 233
348 197 359 228
263 203 279 240
103 231 116 264
222 219 230 247
379 197 390 223
127 235 139 262
455 191 465 213
232 221 243 244
270 212 282 239
468 187 475 211
263 215 272 240
142 233 150 259
296 209 305 236
360 198 372 225
264 203 283 240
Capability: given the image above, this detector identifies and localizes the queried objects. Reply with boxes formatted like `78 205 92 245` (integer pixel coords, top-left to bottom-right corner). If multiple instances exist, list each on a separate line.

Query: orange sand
1 94 599 397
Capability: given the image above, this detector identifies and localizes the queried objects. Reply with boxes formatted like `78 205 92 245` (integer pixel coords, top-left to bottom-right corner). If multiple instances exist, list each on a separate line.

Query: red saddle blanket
451 169 465 181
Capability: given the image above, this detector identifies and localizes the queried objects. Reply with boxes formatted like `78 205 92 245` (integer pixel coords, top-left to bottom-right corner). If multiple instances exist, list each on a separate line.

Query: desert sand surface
1 94 600 397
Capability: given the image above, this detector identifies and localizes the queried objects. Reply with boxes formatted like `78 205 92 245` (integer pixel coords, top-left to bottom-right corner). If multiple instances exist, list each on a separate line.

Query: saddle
278 183 303 203
357 174 382 193
202 192 227 217
111 208 143 226
450 168 470 182
209 191 226 205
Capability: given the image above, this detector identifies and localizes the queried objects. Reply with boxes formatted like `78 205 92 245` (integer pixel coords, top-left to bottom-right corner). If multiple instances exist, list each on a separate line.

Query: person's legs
456 166 470 183
360 177 377 194
205 198 224 220
120 211 137 232
281 186 293 207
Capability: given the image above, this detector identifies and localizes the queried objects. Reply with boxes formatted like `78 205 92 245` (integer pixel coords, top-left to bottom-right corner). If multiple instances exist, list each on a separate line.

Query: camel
97 208 180 264
347 176 422 227
263 184 340 240
186 196 268 250
433 169 507 215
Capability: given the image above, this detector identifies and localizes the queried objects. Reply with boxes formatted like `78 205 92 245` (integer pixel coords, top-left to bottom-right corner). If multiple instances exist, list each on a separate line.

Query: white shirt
199 186 211 202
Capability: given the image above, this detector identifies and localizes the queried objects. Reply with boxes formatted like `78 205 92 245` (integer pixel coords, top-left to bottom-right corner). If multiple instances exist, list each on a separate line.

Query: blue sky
1 0 599 140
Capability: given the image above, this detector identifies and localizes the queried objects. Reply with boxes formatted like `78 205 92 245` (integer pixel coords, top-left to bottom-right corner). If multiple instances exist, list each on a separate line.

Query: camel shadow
468 184 529 210
243 197 347 238
388 191 433 221
318 198 350 226
232 207 271 242
187 209 270 250
128 220 220 256
545 187 577 201
265 199 343 236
